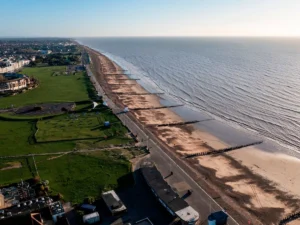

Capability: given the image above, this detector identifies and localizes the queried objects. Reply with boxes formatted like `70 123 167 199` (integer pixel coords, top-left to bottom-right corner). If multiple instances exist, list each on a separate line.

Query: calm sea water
77 37 300 155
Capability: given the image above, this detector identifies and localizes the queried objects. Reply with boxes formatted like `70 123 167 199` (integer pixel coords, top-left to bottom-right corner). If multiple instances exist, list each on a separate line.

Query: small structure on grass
104 121 110 127
92 101 98 109
102 190 127 216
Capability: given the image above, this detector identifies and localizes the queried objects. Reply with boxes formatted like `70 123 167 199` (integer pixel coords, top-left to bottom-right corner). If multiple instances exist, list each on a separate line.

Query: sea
77 37 300 157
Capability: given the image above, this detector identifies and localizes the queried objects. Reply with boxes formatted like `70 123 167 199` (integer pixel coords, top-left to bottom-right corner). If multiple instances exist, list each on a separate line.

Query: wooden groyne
108 84 136 86
113 78 140 81
131 104 184 110
279 212 300 225
147 118 213 127
185 141 263 158
104 73 132 76
112 92 164 95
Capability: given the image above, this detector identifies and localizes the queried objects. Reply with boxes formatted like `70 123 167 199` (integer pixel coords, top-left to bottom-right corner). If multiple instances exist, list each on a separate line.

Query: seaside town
0 37 299 225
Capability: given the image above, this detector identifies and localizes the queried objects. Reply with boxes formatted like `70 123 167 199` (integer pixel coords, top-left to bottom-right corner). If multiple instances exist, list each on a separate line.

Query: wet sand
86 47 300 225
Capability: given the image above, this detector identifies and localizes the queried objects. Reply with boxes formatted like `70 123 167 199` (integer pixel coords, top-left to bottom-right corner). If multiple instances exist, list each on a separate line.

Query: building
49 201 65 223
0 59 30 73
0 73 31 93
82 212 100 224
0 194 4 209
102 190 127 216
141 162 199 225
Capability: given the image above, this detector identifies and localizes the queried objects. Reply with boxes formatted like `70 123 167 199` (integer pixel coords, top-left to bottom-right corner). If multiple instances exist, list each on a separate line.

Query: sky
1 0 300 37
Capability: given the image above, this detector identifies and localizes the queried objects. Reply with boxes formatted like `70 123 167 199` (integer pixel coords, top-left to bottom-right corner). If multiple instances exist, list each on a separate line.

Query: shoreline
84 45 300 224
81 43 300 158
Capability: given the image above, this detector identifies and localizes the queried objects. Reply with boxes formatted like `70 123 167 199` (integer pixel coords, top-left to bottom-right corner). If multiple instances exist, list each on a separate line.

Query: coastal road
86 64 241 225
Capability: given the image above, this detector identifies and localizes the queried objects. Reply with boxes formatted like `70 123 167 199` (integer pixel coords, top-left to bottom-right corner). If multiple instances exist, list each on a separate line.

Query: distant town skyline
1 0 300 37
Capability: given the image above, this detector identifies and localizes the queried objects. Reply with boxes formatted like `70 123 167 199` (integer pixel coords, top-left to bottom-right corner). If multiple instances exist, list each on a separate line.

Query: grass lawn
0 65 135 203
36 111 128 142
0 157 35 186
0 66 90 108
36 152 132 203
0 120 75 156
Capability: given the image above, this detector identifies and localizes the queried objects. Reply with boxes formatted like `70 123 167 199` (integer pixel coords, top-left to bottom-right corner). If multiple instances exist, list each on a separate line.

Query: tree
84 196 95 204
0 74 6 82
57 193 64 200
29 61 37 67
33 175 40 184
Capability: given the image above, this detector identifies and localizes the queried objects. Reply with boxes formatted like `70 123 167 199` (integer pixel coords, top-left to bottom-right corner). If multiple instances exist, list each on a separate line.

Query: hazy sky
1 0 300 37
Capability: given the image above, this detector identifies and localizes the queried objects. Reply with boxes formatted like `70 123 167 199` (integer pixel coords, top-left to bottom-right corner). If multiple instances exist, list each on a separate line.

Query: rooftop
102 190 126 212
49 201 64 216
2 73 25 80
141 162 199 222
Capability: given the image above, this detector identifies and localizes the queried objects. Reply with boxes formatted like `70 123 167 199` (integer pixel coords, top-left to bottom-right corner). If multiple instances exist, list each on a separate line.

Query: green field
36 111 127 142
0 158 34 186
0 151 134 203
0 120 75 156
0 66 90 108
36 153 132 203
0 66 137 204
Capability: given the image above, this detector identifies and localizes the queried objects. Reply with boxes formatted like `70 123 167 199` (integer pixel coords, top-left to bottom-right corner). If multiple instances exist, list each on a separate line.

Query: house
0 73 31 93
0 59 30 73
141 162 199 225
49 201 65 223
102 190 127 216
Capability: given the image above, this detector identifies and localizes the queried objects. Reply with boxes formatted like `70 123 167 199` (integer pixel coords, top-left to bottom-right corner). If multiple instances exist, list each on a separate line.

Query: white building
0 73 31 93
102 190 127 216
0 60 30 73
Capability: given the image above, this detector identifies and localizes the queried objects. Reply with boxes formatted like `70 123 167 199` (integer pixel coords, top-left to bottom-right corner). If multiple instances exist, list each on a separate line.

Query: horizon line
1 35 300 39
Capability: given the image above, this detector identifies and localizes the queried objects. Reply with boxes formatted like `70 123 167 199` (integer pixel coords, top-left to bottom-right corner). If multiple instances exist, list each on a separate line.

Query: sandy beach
86 47 300 225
